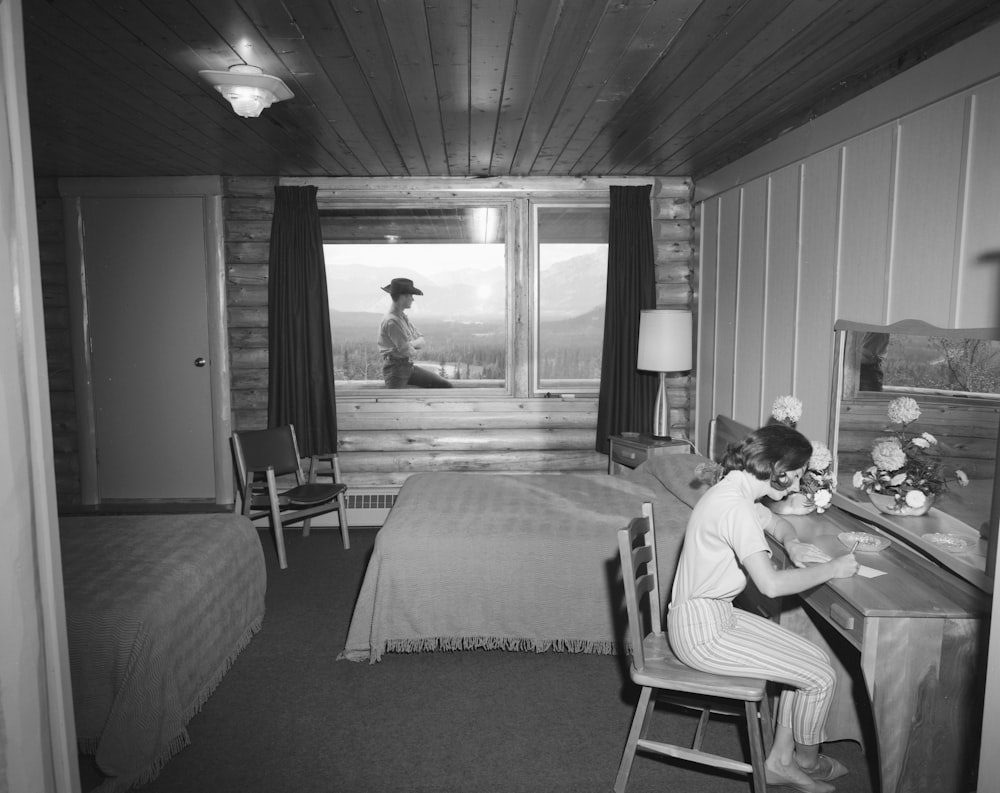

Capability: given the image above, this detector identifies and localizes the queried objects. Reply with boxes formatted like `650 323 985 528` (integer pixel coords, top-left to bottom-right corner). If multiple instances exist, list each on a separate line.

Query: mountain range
326 249 606 320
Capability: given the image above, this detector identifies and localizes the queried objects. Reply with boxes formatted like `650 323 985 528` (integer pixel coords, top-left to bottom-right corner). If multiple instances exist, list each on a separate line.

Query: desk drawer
803 587 863 650
610 443 648 468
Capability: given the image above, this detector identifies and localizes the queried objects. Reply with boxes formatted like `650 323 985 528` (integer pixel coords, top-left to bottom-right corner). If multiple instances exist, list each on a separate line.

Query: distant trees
331 311 604 383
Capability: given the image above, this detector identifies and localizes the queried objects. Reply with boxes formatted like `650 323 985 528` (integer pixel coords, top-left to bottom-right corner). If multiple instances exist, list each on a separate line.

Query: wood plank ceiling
22 0 1000 180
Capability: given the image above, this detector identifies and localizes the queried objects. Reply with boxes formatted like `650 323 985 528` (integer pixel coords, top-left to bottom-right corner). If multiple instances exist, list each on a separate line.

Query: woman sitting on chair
667 424 858 793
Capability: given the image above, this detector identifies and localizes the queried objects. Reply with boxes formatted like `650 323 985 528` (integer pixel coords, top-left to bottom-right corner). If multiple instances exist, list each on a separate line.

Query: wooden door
79 193 217 500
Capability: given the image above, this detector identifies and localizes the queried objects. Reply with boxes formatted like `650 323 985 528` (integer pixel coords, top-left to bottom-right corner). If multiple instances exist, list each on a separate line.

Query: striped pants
667 598 835 746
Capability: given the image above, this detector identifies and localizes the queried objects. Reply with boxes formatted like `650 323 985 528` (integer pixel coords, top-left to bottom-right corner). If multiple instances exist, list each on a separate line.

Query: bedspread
340 470 696 663
60 513 267 792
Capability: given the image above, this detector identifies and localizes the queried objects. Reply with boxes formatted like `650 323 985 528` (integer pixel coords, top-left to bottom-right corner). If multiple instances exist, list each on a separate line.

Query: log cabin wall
35 177 78 505
36 174 693 506
226 176 695 492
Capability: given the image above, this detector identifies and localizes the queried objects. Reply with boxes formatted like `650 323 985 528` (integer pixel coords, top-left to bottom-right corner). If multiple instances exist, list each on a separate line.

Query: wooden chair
614 502 773 793
231 425 349 569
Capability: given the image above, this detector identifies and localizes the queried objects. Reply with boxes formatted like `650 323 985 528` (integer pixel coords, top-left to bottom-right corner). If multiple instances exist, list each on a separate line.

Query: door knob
194 357 207 367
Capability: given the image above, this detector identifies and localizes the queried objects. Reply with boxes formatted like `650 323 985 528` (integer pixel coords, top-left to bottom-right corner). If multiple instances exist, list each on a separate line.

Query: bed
60 512 267 793
340 453 717 663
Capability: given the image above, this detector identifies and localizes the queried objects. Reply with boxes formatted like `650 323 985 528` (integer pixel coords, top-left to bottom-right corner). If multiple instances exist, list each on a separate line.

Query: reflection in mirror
830 319 1000 590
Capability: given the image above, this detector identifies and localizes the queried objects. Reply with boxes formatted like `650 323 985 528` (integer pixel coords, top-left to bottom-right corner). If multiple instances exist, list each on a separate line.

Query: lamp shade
637 310 693 372
198 64 293 118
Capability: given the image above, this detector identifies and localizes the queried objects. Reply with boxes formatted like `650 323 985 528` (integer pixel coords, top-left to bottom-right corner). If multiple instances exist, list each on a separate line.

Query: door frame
60 176 233 505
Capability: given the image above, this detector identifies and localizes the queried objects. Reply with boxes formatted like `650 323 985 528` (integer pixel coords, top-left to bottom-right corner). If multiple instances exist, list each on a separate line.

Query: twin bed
340 451 719 663
60 512 266 793
61 421 737 792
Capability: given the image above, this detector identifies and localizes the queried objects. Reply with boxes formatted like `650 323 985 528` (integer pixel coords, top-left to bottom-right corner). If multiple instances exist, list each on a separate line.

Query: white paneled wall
695 24 1000 450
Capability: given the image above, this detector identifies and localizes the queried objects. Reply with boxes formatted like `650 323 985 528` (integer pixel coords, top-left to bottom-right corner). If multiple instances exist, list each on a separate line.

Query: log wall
38 175 695 504
225 176 695 489
35 178 78 504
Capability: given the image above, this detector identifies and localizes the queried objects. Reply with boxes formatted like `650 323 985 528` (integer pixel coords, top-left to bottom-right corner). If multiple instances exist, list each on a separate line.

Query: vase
867 491 935 517
768 492 816 516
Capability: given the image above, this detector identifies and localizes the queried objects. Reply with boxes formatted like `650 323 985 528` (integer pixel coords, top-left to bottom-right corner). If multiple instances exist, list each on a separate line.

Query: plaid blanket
61 513 266 792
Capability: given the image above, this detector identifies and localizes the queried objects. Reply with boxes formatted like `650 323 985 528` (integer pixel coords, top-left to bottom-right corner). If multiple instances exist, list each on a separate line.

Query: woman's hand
411 336 426 350
785 539 830 568
828 552 859 579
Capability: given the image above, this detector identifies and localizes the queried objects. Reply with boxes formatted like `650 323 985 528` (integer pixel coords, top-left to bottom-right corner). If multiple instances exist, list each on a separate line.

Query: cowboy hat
381 277 423 295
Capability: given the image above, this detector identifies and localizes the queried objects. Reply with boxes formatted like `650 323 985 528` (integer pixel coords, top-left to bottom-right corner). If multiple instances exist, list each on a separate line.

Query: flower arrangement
768 395 835 512
852 396 968 512
799 441 835 512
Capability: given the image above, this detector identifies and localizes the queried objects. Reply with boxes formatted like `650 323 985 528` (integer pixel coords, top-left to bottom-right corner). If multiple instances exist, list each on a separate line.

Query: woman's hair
721 424 812 484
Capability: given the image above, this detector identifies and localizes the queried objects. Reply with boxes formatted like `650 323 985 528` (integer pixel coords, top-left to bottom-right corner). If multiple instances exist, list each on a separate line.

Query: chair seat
283 482 346 507
631 633 767 702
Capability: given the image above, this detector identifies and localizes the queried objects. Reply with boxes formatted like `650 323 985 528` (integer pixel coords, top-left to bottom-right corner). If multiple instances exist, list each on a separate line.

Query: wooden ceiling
22 0 1000 181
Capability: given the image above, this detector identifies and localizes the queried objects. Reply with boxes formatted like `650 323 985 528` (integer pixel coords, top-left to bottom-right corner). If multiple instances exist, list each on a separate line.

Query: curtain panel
595 185 657 452
267 185 338 457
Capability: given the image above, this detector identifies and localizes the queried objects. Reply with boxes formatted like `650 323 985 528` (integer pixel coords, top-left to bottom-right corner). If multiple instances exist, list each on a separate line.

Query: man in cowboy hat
376 278 452 388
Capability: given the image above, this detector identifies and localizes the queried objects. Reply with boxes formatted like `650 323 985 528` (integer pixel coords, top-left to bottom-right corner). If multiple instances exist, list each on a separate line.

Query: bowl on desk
838 531 890 554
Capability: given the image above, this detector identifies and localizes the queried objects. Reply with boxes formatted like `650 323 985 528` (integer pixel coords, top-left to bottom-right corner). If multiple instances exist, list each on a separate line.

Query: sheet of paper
857 565 886 578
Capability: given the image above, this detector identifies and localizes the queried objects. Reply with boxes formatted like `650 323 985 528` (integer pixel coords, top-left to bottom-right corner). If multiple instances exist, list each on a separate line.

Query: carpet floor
80 527 875 793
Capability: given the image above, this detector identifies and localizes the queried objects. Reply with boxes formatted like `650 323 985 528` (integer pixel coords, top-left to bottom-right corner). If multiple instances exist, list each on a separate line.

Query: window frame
529 200 610 397
312 181 624 400
322 197 514 395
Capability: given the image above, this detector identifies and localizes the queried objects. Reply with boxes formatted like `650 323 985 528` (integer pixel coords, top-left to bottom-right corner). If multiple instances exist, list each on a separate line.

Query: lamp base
651 372 671 439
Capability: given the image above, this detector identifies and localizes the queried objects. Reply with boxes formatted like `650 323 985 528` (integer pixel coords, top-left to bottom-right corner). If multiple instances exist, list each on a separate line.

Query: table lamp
636 309 693 439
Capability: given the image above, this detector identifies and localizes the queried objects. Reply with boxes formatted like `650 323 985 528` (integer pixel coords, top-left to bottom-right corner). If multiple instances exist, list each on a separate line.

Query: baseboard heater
299 487 398 529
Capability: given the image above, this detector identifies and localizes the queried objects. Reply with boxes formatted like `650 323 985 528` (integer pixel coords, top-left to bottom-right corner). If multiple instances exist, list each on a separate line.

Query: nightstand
608 434 689 474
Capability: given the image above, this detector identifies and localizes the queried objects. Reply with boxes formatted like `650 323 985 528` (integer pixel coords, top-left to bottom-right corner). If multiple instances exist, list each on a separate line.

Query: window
534 205 609 393
322 196 609 396
324 205 508 389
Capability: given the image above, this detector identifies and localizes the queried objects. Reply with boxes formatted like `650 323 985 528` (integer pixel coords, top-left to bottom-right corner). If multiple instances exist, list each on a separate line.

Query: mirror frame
829 319 1000 593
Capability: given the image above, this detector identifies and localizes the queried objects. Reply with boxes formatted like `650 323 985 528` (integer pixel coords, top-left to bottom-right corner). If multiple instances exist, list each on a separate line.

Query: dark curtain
267 185 338 457
595 185 658 452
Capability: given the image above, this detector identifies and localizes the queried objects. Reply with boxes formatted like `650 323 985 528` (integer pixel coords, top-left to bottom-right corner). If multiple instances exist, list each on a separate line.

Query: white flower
808 442 832 472
771 395 803 424
871 437 906 471
887 396 921 424
813 490 833 510
921 432 937 445
956 470 969 486
852 471 865 489
904 489 927 509
911 437 930 449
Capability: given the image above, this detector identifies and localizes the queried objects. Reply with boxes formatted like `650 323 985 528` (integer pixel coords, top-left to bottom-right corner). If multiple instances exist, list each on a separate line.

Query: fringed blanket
60 513 267 792
340 467 704 663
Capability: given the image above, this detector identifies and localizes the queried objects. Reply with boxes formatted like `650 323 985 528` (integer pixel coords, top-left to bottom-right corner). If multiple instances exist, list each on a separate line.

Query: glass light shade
198 64 293 118
219 85 275 118
637 310 693 372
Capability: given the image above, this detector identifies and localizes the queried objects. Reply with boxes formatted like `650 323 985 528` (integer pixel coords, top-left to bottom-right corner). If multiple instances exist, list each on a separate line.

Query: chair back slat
617 502 659 673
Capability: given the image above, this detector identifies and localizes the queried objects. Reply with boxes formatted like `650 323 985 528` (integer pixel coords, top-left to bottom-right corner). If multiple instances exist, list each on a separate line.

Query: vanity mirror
829 319 1000 592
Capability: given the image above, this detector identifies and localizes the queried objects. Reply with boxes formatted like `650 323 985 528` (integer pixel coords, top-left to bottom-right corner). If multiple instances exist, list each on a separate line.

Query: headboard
708 415 753 463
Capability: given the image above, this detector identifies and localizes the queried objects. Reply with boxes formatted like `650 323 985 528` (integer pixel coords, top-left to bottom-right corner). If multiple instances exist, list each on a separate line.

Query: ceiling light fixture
198 64 293 118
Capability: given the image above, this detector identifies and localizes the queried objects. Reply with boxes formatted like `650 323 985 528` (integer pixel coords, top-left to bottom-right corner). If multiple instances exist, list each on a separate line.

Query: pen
850 540 860 554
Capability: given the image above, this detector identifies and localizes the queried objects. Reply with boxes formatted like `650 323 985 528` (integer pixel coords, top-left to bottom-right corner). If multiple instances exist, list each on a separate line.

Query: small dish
922 533 974 553
838 531 890 553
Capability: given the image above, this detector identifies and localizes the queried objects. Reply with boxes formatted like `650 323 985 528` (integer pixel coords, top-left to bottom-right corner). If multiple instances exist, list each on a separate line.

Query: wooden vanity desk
741 505 988 793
